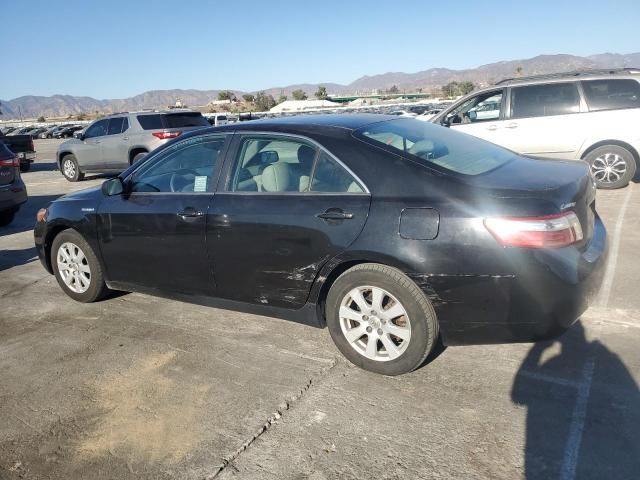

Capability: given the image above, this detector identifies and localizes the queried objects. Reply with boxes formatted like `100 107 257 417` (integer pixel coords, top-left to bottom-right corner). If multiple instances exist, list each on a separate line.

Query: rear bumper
414 215 608 345
0 178 28 212
16 151 36 163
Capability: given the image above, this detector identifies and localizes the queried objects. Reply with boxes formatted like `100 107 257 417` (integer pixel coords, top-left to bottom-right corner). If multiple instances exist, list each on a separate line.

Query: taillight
0 156 19 168
484 211 584 249
29 138 34 151
152 131 182 140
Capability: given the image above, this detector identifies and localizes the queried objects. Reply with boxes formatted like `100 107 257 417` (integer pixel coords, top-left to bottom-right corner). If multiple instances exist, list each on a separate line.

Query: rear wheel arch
129 147 148 165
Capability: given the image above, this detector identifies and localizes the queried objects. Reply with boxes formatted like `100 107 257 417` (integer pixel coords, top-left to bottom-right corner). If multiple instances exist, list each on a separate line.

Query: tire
51 229 109 303
0 209 16 227
19 162 31 173
326 263 439 376
61 154 84 182
584 145 637 189
132 152 147 164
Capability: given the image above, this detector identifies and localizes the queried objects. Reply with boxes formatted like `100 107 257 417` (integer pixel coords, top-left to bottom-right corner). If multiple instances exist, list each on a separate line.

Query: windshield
354 118 516 176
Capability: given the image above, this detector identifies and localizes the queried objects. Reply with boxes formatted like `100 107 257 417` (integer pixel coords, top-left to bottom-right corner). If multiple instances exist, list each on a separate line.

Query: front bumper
0 178 28 212
415 215 608 346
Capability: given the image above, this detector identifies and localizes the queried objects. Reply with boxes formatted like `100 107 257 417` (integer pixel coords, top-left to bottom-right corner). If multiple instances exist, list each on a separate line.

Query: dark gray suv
57 110 210 181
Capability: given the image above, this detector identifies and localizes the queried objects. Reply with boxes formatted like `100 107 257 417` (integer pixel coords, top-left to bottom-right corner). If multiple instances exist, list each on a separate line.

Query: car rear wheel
585 145 637 189
61 154 84 182
326 263 438 375
52 229 109 302
0 209 16 227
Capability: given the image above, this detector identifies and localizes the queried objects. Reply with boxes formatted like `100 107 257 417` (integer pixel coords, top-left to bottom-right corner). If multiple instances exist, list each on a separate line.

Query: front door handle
123 136 129 140
177 207 204 218
486 125 498 131
505 122 519 129
316 209 353 220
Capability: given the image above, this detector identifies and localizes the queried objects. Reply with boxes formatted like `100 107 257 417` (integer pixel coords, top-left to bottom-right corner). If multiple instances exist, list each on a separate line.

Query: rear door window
510 82 580 118
107 117 125 135
582 79 640 111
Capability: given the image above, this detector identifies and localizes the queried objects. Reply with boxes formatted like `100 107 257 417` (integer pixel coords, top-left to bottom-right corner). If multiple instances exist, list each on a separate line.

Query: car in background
39 125 60 138
0 126 17 135
387 110 417 117
415 108 446 122
27 127 48 138
53 125 84 139
0 142 28 226
56 110 210 181
207 114 229 126
7 127 33 136
0 130 36 172
432 68 640 189
36 115 606 375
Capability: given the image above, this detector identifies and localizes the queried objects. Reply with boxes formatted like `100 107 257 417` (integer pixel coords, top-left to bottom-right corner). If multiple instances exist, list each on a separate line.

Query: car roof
214 113 395 133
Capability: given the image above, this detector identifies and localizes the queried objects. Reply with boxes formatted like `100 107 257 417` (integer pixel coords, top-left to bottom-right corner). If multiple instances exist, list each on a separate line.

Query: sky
1 0 639 100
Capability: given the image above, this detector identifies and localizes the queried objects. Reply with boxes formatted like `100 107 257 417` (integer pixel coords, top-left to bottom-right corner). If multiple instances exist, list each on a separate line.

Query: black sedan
0 142 28 226
34 115 607 375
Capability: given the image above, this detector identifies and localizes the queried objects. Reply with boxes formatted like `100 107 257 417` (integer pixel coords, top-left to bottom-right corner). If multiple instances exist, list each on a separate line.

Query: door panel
207 193 370 308
80 119 109 170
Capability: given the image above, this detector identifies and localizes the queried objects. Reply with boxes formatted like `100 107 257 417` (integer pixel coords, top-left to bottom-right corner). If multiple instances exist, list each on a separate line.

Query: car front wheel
326 263 439 375
52 229 109 302
585 145 637 189
61 154 84 182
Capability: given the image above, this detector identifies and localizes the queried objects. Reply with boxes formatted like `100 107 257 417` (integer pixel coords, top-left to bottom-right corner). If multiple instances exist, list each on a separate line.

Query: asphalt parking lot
1 139 639 480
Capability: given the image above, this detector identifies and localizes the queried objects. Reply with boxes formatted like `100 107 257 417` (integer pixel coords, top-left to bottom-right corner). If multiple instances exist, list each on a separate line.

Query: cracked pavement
1 140 639 479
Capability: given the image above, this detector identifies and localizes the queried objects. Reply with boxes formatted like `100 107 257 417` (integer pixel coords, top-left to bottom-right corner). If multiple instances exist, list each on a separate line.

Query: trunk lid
464 156 597 245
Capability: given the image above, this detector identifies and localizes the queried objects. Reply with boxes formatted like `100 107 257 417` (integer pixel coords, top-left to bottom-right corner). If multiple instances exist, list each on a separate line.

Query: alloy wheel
339 286 411 362
57 242 91 293
63 159 76 179
590 153 627 185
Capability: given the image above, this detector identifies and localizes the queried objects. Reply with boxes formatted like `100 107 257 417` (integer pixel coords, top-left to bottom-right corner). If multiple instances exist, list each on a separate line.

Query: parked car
207 114 229 126
0 130 36 172
35 115 606 375
27 127 48 138
53 125 84 139
7 127 33 136
0 126 17 135
56 110 210 181
0 142 28 226
432 68 640 189
39 125 60 138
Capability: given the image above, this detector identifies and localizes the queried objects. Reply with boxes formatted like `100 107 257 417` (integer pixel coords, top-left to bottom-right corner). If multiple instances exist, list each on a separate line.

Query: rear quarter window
137 114 163 130
355 118 516 176
582 79 640 111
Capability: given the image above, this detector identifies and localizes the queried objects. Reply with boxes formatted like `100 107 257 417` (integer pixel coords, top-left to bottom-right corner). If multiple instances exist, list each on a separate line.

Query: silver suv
57 110 210 181
432 69 640 189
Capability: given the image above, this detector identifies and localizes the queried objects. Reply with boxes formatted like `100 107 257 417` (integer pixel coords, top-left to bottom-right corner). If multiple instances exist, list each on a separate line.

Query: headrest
261 162 290 192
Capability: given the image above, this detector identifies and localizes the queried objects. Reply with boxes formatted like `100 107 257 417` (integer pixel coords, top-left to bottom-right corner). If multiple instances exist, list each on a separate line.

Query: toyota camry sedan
34 115 607 375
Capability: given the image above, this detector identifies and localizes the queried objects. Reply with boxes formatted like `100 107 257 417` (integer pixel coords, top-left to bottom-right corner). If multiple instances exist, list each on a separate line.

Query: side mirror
102 177 124 196
467 111 477 121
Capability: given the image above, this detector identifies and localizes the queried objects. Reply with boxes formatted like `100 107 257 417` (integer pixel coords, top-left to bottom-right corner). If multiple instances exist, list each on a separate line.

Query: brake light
484 211 584 248
152 131 182 140
0 156 19 168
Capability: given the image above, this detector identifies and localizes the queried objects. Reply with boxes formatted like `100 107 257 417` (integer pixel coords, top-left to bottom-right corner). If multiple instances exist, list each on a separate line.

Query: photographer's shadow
512 322 640 479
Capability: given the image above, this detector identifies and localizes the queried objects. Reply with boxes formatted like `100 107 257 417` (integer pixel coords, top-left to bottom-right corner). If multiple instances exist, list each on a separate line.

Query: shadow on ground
0 194 61 237
512 322 640 479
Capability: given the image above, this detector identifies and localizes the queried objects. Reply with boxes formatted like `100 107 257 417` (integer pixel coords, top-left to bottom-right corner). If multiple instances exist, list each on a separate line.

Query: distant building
208 99 233 106
269 99 341 113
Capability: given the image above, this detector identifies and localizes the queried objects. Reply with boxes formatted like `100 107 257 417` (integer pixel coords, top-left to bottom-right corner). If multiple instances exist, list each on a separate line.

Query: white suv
432 69 640 189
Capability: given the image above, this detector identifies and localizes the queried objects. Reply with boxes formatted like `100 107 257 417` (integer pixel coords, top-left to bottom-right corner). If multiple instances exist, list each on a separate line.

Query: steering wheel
169 169 199 192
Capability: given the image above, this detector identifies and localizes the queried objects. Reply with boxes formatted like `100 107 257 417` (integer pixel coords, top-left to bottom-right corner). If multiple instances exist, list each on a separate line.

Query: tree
387 85 399 94
218 90 235 101
76 113 86 121
314 85 328 100
254 91 276 111
37 115 46 123
515 66 524 77
458 81 476 95
292 89 307 100
441 81 459 98
242 94 255 103
278 95 288 104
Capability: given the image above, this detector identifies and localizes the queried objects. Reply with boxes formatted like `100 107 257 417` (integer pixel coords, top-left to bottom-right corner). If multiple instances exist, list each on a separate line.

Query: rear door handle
316 210 353 220
177 207 204 218
506 122 519 129
123 136 129 140
486 125 498 131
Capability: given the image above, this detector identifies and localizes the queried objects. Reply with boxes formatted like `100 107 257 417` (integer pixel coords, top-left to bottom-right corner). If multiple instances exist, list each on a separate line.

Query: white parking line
560 358 595 480
597 184 634 308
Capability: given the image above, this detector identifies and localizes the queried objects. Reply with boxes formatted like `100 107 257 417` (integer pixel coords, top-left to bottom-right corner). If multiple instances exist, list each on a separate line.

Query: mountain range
1 52 639 120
